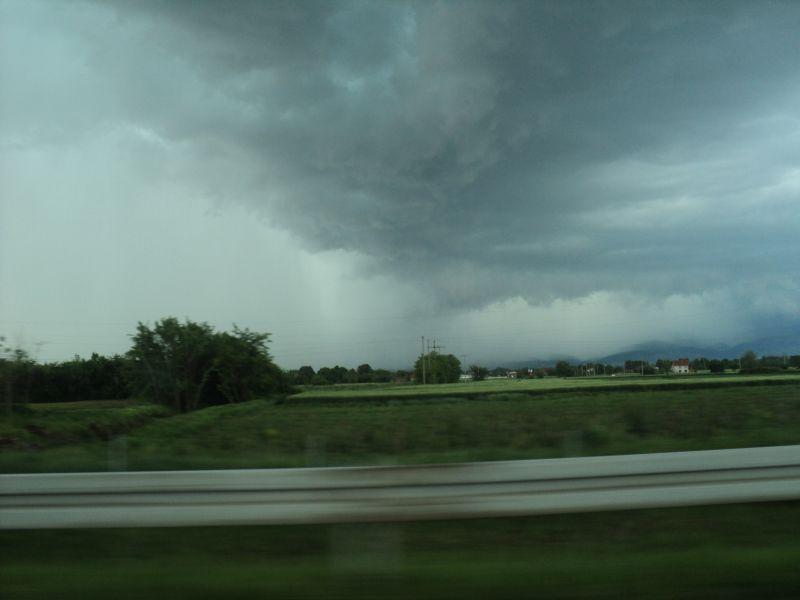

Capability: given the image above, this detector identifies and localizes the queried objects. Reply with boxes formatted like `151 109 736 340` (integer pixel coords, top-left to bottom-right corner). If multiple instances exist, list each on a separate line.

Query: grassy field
291 372 800 401
2 502 799 598
3 380 799 597
2 381 799 473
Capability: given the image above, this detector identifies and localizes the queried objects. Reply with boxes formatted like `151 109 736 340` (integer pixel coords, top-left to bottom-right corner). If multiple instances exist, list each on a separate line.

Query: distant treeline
512 353 800 378
287 364 411 386
287 351 463 386
3 353 131 404
1 319 291 412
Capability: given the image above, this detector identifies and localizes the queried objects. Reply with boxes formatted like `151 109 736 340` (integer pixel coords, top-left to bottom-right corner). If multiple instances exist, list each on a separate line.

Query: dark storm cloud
10 0 800 312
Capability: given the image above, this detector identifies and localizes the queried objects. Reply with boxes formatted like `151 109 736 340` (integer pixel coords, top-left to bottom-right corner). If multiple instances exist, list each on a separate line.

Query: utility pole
421 336 426 385
427 338 431 383
427 339 445 384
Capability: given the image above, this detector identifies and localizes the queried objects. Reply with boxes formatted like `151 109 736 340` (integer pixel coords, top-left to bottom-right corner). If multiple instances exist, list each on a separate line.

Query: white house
671 358 690 374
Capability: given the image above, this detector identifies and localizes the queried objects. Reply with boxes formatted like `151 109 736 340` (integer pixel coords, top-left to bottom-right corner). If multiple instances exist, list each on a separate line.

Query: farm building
671 358 690 374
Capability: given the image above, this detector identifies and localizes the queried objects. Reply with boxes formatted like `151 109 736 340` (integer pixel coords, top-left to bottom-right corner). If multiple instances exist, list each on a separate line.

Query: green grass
291 372 800 401
2 502 799 598
27 399 149 411
2 382 799 473
0 400 169 453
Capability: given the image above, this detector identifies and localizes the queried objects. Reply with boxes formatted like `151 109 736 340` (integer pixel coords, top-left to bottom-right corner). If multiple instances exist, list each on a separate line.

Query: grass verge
2 502 799 598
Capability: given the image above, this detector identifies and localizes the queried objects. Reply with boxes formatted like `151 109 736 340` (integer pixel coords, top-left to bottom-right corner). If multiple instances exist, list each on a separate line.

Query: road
2 445 800 529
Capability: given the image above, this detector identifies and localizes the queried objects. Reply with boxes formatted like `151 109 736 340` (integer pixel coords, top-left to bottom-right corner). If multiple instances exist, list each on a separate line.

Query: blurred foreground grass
2 383 799 472
2 502 799 599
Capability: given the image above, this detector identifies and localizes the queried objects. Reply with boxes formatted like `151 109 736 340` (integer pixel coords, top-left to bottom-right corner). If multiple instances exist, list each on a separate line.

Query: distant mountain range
499 328 800 368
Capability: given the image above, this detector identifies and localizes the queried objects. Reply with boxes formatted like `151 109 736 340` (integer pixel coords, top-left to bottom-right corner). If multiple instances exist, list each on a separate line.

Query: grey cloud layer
5 0 800 313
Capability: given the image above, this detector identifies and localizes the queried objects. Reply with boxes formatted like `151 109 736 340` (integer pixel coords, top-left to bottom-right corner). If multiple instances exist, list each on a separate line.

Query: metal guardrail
2 445 800 529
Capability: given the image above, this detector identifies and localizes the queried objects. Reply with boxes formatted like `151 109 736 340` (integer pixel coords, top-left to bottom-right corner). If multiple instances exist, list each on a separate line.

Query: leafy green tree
740 350 758 370
372 369 393 382
356 363 374 383
128 318 286 412
212 327 286 404
554 360 573 377
469 365 489 381
313 365 349 385
655 359 673 374
0 337 35 415
128 318 216 412
296 366 316 385
414 352 461 384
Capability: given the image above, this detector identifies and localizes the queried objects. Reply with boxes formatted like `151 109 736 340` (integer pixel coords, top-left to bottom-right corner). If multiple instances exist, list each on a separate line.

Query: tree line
1 319 291 414
287 351 465 386
547 352 800 378
0 320 459 412
287 363 406 386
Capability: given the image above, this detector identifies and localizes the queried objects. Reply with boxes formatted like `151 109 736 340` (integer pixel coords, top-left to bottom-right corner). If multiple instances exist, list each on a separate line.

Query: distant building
507 370 518 379
671 358 690 374
459 373 473 382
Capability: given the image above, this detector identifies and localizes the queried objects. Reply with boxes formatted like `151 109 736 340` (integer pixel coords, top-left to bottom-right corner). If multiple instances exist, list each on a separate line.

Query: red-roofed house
671 358 690 374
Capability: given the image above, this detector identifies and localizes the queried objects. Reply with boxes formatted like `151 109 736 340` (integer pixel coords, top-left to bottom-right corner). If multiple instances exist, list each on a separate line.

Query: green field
2 502 799 598
2 380 799 473
3 378 800 597
291 372 800 401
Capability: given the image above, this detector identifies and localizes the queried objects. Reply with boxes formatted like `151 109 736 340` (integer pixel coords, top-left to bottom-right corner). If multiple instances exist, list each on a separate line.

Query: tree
296 366 316 385
554 360 573 377
740 350 758 371
0 337 35 416
128 318 286 412
469 365 489 381
655 359 673 374
356 363 373 383
371 368 393 383
212 326 287 404
625 360 648 373
414 352 461 384
128 318 216 412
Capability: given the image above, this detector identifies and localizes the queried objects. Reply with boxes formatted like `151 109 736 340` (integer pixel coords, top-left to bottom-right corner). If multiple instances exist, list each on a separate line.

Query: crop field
2 380 799 473
291 372 800 401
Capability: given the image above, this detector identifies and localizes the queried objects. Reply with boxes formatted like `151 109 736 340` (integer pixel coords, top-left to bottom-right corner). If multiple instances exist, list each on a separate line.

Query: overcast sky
1 0 799 368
